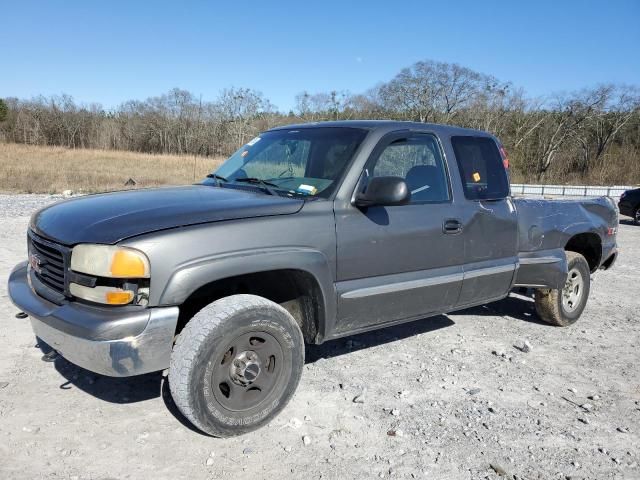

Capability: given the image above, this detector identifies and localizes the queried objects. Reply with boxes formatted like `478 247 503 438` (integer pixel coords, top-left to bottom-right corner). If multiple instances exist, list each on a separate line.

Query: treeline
1 60 639 184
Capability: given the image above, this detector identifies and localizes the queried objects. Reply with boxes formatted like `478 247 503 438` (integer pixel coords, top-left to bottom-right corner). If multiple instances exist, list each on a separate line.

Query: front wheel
168 294 304 437
634 206 640 226
534 251 591 327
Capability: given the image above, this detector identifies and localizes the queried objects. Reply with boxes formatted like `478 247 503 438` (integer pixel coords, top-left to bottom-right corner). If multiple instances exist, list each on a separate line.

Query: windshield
204 127 368 198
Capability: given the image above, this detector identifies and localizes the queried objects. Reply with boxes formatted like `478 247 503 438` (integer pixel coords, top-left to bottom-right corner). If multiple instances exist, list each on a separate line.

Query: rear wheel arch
564 232 602 272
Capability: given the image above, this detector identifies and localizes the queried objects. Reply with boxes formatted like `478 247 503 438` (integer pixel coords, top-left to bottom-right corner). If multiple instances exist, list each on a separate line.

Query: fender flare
158 247 336 342
562 223 603 241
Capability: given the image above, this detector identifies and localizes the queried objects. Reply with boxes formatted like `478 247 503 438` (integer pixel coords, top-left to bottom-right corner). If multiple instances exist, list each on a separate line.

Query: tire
634 206 640 226
168 294 304 437
534 251 591 327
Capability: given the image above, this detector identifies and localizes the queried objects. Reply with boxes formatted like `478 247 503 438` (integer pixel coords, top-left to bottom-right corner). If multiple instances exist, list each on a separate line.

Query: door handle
443 218 463 234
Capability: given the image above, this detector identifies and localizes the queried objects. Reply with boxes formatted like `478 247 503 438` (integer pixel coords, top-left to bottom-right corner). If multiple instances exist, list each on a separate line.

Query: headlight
71 245 150 278
70 244 150 305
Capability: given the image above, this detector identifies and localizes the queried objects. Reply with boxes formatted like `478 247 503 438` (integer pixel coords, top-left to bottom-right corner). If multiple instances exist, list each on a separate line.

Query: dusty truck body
8 121 618 436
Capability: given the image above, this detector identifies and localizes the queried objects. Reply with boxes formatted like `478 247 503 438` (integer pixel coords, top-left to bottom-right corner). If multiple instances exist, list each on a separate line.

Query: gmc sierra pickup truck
9 121 618 437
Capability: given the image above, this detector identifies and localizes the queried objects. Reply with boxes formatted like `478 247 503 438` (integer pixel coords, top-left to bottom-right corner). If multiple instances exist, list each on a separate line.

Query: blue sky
2 0 638 111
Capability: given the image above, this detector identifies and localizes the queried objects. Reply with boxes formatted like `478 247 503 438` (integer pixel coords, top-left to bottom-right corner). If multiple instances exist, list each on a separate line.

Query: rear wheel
534 251 591 326
634 206 640 225
169 294 304 437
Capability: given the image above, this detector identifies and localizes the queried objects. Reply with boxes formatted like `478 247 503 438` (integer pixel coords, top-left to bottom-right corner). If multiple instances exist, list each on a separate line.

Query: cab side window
371 134 450 203
451 136 509 200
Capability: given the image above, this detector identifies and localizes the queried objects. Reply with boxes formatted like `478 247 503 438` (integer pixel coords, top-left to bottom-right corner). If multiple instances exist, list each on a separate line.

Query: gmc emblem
29 253 43 274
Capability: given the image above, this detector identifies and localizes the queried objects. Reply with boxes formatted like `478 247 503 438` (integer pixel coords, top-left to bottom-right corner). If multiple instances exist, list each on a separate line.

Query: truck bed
512 196 618 289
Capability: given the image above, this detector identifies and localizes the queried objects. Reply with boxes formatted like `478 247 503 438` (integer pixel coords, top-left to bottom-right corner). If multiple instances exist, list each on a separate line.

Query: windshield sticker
246 137 261 147
472 172 481 182
297 184 318 195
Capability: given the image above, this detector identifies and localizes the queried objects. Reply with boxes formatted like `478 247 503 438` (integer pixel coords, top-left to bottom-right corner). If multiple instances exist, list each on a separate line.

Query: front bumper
8 262 179 377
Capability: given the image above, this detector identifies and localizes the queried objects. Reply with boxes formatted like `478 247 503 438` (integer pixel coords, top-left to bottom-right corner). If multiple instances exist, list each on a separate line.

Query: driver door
333 131 464 335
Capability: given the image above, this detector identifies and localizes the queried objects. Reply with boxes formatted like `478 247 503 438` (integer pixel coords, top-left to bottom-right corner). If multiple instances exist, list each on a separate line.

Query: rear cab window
451 136 509 200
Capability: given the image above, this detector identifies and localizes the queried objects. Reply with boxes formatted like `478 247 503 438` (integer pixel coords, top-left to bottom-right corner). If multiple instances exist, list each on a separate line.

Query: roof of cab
267 119 493 137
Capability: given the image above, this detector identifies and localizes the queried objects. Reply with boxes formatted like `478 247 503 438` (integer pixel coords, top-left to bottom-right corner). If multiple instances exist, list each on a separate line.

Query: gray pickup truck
9 121 618 437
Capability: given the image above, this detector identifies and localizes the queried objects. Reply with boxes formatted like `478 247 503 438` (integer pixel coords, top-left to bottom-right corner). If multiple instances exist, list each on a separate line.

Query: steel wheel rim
635 208 640 223
211 331 284 412
562 267 584 312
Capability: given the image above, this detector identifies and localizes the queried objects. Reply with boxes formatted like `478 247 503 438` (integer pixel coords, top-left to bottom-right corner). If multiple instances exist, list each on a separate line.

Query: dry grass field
0 143 225 194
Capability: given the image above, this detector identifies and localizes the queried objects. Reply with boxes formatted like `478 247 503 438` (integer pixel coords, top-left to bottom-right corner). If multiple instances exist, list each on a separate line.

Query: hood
31 185 304 245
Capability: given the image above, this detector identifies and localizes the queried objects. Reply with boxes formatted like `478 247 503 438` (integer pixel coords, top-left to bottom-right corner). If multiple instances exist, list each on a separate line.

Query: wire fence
511 184 634 199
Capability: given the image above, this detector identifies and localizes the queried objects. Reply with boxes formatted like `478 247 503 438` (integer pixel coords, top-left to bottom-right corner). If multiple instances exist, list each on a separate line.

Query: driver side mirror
353 176 411 208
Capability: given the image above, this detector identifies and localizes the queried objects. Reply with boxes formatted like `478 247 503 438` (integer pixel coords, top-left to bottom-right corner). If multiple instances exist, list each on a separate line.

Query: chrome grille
29 233 67 294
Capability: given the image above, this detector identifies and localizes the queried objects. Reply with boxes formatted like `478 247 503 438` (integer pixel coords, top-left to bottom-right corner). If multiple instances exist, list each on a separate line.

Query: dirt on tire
534 251 591 327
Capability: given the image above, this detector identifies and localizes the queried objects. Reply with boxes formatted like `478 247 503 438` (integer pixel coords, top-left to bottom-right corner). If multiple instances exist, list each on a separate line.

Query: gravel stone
489 463 509 476
353 394 365 404
1 196 639 479
0 194 63 217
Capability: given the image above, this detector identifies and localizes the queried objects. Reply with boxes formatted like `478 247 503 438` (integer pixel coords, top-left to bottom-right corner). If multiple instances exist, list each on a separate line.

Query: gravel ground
0 195 638 480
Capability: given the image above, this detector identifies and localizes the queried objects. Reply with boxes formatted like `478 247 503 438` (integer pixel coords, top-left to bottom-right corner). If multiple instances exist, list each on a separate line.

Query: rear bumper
600 244 618 270
8 261 179 377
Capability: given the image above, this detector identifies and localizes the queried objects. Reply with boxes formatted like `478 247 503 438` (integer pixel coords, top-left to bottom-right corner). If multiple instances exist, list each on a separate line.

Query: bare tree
586 85 639 163
217 87 273 150
1 60 639 185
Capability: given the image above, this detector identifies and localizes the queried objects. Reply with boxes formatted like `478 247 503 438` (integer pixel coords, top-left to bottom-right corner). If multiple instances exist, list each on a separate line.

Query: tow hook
15 311 28 319
41 350 59 362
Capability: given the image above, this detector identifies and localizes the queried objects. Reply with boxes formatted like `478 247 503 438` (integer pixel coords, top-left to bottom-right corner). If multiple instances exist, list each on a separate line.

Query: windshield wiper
234 177 279 196
205 173 229 187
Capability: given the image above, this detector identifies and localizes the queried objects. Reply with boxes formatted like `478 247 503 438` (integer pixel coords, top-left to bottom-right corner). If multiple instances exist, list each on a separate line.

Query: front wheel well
565 232 602 272
175 269 324 344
